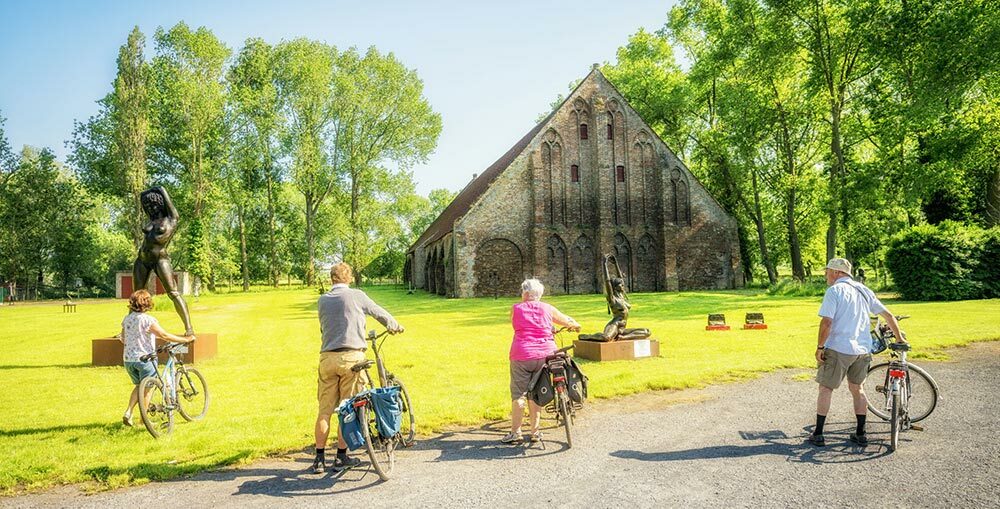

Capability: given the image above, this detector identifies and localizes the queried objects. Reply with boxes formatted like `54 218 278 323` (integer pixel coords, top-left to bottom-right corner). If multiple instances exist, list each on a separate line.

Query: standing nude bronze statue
134 186 194 335
578 254 650 342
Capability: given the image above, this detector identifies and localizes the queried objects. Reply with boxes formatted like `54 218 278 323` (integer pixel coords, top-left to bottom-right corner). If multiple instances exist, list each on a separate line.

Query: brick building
406 67 742 297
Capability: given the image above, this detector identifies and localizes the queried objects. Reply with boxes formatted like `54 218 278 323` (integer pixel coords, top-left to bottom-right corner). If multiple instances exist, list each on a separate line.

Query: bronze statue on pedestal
133 186 194 335
578 254 650 342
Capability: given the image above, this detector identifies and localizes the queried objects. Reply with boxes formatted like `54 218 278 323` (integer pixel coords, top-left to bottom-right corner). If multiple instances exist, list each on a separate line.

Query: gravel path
7 342 999 508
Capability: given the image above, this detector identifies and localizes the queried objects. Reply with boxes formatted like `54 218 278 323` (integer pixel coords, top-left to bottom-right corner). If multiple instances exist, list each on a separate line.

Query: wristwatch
816 346 825 350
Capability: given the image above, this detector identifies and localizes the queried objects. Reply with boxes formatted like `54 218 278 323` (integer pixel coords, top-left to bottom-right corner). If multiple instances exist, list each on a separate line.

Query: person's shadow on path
230 419 569 497
610 423 894 465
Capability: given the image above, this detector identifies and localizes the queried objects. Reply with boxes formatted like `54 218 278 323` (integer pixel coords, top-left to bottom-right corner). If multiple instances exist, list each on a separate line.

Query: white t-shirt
818 277 887 355
122 312 159 362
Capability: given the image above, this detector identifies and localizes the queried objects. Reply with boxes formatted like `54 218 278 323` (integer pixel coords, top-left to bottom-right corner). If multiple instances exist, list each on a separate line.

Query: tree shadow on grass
0 422 121 438
610 423 893 465
0 363 93 371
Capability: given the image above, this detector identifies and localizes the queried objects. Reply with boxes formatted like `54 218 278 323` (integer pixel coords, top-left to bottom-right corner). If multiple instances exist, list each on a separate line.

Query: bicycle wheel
865 362 939 422
890 390 900 452
359 405 395 481
138 376 174 438
176 367 209 421
391 379 415 446
902 363 938 423
558 392 573 448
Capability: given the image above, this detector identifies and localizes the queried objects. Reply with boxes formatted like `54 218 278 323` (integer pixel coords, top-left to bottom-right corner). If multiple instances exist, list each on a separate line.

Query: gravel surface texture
6 342 999 508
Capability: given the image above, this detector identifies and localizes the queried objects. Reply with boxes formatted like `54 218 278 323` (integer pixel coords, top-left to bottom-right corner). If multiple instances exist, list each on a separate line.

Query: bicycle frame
882 349 911 427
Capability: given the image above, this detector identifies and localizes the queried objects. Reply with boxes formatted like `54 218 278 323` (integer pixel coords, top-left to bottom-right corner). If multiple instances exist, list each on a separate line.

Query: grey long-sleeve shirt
318 285 400 352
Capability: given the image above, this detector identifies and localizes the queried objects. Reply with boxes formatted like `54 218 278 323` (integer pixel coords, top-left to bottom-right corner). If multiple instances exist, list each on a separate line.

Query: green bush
885 221 990 301
976 228 1000 298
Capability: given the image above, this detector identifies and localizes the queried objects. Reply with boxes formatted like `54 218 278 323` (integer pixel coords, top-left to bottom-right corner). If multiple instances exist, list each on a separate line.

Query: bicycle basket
337 395 367 450
370 386 403 437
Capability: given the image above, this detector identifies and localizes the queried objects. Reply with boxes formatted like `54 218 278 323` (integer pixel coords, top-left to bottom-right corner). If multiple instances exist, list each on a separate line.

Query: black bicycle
539 327 585 448
347 329 414 480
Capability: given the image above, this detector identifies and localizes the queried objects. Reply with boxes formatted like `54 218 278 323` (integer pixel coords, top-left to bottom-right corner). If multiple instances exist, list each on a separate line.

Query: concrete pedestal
573 338 660 361
91 333 217 366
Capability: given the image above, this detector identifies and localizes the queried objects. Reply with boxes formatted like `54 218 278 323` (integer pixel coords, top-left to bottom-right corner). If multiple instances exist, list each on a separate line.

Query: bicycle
136 341 210 438
862 315 940 451
537 327 585 448
345 329 414 481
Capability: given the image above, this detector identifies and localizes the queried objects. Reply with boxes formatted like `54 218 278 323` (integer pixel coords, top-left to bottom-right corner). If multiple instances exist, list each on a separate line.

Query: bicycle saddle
351 360 375 372
888 342 911 352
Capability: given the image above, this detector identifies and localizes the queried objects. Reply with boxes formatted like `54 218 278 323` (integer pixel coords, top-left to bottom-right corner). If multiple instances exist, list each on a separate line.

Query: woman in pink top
502 279 580 444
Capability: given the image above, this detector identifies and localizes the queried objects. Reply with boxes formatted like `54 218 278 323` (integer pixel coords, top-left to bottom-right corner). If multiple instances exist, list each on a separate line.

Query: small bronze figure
133 186 194 335
579 254 650 342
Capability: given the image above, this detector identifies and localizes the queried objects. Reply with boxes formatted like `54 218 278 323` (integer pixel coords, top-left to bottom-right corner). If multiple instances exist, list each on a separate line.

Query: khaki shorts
816 349 871 389
317 350 369 416
510 358 547 400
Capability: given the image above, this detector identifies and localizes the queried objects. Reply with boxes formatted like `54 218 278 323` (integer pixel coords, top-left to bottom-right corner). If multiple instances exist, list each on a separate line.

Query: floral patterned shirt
122 312 159 362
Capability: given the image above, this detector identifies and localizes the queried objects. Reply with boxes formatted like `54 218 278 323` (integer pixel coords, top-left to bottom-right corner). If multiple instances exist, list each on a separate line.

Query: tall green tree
112 26 151 248
150 22 231 288
335 47 441 282
273 38 338 286
228 38 284 287
68 28 153 246
770 0 871 260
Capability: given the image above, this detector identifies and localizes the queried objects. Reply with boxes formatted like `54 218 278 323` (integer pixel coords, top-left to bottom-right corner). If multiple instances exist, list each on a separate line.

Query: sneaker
528 431 542 443
333 455 362 471
500 431 524 444
807 434 826 447
122 414 133 427
849 432 868 446
310 457 326 474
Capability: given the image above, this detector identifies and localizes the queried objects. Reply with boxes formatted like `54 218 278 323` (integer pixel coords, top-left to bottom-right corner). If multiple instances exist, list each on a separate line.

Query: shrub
976 228 1000 298
885 222 985 301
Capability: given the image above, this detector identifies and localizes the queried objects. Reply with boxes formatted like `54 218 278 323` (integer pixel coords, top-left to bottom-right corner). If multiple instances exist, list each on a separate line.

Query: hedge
886 221 1000 301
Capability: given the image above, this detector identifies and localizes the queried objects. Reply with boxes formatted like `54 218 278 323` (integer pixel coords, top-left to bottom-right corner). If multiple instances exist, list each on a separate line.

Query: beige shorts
510 358 547 400
816 349 871 389
317 350 369 416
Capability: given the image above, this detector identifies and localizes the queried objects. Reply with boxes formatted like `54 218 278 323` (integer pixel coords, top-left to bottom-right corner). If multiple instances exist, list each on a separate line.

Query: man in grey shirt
312 262 403 473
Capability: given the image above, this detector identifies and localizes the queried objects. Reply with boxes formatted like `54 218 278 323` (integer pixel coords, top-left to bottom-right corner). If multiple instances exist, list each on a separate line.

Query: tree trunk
751 172 778 284
827 102 846 261
238 204 249 292
786 187 805 281
986 167 1000 227
304 194 315 286
266 172 279 287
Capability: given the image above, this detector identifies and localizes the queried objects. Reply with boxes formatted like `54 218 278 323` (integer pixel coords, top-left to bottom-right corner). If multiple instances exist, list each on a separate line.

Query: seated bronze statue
578 254 650 342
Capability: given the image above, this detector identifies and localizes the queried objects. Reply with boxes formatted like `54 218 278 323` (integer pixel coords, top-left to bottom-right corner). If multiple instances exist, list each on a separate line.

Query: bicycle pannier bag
527 366 554 406
565 358 588 404
370 386 403 437
337 395 366 450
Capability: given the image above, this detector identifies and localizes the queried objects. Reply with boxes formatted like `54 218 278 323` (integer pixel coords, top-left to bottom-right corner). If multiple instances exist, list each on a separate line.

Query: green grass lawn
1 286 998 494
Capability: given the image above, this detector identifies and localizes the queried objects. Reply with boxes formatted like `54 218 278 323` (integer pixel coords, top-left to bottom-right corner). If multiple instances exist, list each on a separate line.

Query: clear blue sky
0 0 676 195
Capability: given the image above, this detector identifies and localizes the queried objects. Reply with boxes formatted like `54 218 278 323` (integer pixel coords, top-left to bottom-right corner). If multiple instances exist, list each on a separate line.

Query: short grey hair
521 278 544 300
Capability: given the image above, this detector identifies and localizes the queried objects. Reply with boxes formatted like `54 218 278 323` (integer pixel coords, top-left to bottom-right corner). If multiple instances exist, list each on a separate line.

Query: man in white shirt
809 258 904 447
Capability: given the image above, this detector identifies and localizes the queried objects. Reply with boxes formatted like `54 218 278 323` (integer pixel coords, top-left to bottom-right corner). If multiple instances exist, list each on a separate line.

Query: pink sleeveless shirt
510 300 556 361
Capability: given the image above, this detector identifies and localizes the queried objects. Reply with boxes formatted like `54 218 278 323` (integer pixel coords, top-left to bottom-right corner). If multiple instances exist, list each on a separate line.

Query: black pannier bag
565 358 588 403
527 365 554 406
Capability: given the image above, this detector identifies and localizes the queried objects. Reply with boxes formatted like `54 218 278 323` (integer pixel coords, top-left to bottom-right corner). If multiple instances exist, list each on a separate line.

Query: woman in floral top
119 289 193 426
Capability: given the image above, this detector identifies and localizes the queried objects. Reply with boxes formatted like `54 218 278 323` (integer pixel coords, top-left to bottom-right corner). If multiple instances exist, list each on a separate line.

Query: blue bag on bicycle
337 395 366 450
370 386 403 437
